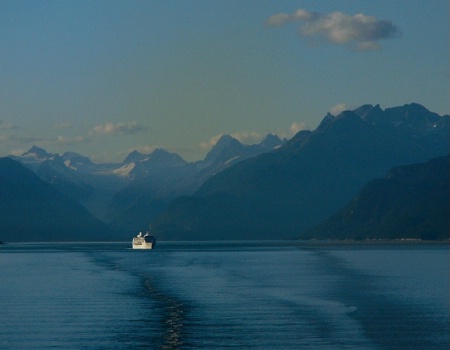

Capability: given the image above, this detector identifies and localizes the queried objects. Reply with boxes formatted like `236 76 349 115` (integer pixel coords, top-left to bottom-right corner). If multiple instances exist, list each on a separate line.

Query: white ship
132 231 156 249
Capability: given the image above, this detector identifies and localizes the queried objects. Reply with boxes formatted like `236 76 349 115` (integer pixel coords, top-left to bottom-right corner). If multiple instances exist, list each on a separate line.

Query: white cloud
199 134 224 150
265 9 313 27
52 135 85 145
265 13 291 27
88 121 147 136
329 103 350 116
231 131 263 144
10 149 26 156
273 122 309 140
289 122 307 135
266 9 400 51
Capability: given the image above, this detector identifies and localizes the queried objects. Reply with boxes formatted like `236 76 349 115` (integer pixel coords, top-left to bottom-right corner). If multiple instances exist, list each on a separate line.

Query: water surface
0 242 448 349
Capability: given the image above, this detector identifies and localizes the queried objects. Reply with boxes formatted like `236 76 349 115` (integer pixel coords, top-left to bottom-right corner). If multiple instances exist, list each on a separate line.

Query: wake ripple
143 279 185 349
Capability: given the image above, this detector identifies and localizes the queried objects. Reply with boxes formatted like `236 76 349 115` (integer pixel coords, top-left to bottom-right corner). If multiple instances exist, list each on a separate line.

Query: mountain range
2 103 448 242
151 103 448 240
8 133 285 239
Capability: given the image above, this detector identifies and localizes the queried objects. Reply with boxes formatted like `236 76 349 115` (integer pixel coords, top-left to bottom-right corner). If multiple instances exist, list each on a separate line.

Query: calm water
0 241 448 349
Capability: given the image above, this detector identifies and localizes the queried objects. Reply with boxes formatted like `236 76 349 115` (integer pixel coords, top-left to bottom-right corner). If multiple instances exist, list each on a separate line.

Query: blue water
0 242 448 349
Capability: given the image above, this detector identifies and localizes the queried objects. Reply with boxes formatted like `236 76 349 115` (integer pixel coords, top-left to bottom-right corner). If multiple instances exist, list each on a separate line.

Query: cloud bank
2 120 147 157
289 122 307 136
329 103 351 116
88 121 146 136
266 9 400 51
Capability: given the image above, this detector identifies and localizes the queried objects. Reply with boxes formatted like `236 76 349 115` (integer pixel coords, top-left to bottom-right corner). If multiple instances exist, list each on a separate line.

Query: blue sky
0 0 448 162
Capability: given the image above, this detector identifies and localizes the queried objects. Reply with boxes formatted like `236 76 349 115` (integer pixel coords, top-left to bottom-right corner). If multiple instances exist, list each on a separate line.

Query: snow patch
112 163 136 177
64 160 78 171
224 156 240 166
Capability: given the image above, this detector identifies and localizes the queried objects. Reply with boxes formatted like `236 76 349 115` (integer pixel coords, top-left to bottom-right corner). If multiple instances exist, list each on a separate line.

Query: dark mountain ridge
307 155 449 240
0 157 112 242
152 103 449 240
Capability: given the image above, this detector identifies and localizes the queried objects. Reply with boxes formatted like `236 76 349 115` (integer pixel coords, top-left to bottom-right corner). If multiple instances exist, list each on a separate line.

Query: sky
0 0 448 162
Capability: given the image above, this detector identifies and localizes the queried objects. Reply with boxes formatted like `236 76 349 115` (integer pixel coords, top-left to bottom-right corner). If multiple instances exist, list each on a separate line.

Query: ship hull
132 241 154 249
132 235 155 249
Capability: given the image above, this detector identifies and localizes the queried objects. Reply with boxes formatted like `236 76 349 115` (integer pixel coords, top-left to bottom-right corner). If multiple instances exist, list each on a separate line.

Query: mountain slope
0 157 113 242
307 156 449 240
11 135 284 233
106 134 284 234
152 104 449 240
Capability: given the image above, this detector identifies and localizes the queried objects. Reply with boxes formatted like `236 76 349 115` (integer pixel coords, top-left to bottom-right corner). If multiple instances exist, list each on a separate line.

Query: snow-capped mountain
203 134 284 167
21 145 57 161
10 134 283 230
118 148 188 179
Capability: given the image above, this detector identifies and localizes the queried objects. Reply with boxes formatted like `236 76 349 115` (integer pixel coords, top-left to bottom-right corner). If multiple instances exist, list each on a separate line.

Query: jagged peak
352 104 374 118
62 152 92 165
129 149 144 157
123 148 185 165
384 102 430 116
353 104 384 120
209 134 241 152
259 134 283 149
316 113 336 131
406 102 430 112
147 148 186 164
316 110 366 134
151 148 172 156
215 134 240 146
204 135 243 163
336 110 358 119
122 150 146 164
22 145 55 160
384 103 444 127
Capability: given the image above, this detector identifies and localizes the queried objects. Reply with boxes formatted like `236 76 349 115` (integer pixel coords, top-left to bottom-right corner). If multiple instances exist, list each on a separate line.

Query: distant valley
1 103 448 242
4 133 285 241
